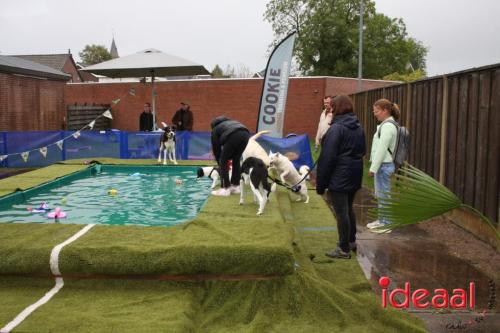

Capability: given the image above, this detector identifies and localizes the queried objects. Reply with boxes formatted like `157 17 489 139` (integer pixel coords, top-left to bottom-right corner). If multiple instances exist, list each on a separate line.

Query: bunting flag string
0 96 122 164
56 140 64 150
39 147 48 158
21 151 29 162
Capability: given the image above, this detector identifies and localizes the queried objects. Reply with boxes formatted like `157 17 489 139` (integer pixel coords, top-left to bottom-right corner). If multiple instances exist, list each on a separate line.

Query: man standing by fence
139 103 154 131
172 102 193 131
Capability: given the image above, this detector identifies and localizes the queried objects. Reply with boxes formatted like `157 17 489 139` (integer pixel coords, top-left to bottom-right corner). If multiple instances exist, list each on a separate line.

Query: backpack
377 119 410 169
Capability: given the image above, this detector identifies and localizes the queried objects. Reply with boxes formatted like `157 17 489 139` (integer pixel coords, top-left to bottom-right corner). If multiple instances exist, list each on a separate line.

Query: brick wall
62 59 82 83
65 77 396 138
0 73 66 131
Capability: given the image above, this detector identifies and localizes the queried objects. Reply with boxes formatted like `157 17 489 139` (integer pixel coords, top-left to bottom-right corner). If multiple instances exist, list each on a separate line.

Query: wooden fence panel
66 104 111 131
485 70 500 223
446 77 460 194
350 64 499 225
455 76 469 201
474 72 491 213
464 74 479 206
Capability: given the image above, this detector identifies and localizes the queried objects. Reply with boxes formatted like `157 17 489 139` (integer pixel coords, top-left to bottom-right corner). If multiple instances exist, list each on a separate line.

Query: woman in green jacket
367 99 400 233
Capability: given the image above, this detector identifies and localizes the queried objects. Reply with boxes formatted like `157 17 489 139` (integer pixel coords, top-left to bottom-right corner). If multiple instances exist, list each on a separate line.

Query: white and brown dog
239 157 276 215
269 151 309 203
242 131 271 166
158 123 178 165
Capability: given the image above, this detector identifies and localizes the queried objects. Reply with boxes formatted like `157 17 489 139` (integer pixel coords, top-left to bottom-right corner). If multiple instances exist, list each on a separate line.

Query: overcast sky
1 0 499 77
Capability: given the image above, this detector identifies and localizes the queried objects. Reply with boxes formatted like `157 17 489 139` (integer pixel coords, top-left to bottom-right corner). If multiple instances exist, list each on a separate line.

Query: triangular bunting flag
0 155 7 162
39 147 48 158
21 151 29 162
88 120 96 130
112 98 121 105
72 131 81 139
102 110 113 119
56 140 64 150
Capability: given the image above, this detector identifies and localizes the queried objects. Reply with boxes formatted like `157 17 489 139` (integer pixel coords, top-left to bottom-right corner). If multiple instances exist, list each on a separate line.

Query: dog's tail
299 165 311 180
250 130 270 141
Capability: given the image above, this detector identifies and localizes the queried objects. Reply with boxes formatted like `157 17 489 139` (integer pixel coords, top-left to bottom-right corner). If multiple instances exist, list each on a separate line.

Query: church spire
110 37 119 59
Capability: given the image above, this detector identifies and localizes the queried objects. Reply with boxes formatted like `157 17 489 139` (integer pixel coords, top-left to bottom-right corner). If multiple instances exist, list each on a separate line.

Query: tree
79 44 112 66
383 69 426 82
264 0 427 79
211 64 225 78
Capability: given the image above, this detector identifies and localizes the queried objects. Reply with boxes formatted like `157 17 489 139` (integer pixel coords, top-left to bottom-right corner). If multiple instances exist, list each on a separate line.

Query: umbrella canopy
82 49 209 131
81 48 209 77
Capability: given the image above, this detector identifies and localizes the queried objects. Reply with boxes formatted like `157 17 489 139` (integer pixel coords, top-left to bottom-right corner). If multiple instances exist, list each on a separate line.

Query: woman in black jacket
210 116 250 196
316 95 366 259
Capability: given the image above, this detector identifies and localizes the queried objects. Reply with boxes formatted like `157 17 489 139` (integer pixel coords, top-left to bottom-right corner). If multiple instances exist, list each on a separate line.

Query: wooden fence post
439 75 449 184
406 83 411 129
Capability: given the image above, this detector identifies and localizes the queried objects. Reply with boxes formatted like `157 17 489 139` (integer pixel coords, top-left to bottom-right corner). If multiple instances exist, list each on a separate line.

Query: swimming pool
0 165 212 227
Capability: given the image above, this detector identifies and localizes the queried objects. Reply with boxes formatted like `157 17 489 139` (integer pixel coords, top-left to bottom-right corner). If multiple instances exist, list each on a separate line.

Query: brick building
9 52 98 83
65 77 396 138
0 55 70 131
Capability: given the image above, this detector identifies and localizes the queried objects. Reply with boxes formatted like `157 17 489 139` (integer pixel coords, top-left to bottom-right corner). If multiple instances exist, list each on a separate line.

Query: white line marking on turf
0 224 95 333
50 224 95 276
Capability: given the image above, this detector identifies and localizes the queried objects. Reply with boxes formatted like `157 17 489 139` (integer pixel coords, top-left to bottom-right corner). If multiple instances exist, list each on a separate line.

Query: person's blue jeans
374 162 395 225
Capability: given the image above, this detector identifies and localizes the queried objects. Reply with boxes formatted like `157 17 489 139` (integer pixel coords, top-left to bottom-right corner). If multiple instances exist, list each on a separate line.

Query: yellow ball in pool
108 189 118 195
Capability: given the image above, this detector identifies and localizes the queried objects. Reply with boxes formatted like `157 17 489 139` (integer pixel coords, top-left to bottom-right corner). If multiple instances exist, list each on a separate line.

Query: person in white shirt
315 96 333 150
366 98 401 234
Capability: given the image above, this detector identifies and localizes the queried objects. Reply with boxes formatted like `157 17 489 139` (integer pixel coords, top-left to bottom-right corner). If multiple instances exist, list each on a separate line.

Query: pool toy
61 197 67 205
108 189 119 195
47 207 67 219
175 179 183 185
129 172 144 178
27 202 51 213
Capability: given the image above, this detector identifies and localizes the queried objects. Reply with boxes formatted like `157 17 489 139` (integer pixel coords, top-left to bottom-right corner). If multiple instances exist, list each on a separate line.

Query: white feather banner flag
21 151 29 162
39 147 48 158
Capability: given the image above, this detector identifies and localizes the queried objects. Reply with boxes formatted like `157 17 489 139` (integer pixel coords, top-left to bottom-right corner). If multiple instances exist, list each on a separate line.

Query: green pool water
0 165 212 227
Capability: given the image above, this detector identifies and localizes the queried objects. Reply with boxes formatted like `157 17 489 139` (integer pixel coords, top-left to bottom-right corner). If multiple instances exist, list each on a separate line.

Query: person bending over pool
210 116 250 196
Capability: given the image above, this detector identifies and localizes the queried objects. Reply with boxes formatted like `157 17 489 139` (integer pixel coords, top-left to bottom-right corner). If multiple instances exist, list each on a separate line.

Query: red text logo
379 276 475 309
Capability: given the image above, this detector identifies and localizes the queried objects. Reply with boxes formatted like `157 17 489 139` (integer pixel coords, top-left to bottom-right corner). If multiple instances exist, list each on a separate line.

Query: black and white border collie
158 124 177 165
239 157 276 215
197 163 232 189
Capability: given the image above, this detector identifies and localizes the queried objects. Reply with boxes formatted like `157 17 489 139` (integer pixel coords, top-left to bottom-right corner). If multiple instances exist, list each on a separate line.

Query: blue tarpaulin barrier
0 131 313 169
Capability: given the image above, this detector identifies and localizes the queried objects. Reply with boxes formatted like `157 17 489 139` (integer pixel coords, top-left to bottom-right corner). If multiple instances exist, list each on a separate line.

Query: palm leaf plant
368 164 500 241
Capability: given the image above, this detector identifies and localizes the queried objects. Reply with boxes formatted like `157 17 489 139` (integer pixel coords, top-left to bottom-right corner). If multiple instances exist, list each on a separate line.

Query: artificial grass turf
0 159 427 332
0 190 426 332
1 278 202 333
0 159 295 277
0 164 88 196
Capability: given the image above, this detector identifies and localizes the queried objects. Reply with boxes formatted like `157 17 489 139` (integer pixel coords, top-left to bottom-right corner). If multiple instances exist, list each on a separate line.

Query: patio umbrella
82 48 210 130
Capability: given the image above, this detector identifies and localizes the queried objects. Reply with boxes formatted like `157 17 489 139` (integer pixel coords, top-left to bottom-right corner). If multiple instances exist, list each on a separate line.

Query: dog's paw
163 162 167 165
239 200 244 205
174 161 178 165
256 211 263 216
